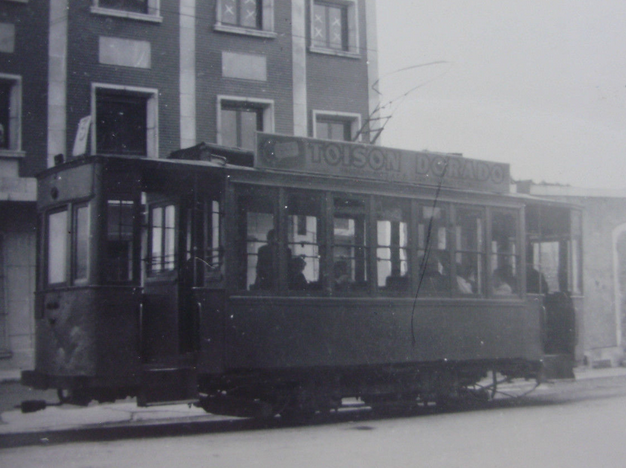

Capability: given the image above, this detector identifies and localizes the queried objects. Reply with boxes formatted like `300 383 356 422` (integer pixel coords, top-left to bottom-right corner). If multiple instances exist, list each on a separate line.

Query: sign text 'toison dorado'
256 133 510 193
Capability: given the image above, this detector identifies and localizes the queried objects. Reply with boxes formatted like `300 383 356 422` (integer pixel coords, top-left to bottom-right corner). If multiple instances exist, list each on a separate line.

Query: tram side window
286 192 323 291
333 197 369 293
417 205 450 295
73 204 89 282
149 204 176 275
376 198 409 292
106 200 136 282
238 189 276 290
454 208 484 295
490 210 520 296
47 209 68 285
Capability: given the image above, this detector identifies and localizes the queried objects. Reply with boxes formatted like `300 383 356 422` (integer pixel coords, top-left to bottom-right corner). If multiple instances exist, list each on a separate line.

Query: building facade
0 0 379 371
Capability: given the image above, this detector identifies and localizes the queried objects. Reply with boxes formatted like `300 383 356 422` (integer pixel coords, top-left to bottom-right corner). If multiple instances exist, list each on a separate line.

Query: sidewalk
1 366 626 438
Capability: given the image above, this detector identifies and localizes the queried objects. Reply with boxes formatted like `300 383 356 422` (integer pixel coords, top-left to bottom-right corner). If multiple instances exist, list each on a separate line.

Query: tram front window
333 198 368 293
286 192 323 291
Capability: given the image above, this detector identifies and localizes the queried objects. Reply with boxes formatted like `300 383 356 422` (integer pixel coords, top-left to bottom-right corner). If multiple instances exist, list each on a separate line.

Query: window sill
90 7 163 23
213 23 277 39
309 46 361 60
0 149 25 159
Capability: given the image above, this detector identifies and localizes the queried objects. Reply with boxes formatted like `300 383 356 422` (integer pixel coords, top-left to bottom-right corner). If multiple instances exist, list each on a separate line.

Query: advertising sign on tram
256 133 510 193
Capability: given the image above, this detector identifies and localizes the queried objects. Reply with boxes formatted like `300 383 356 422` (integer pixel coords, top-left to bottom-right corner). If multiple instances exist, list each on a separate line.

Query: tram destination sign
256 133 510 193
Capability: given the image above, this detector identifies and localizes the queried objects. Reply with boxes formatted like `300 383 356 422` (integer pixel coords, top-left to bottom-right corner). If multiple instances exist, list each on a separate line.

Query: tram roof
40 136 579 210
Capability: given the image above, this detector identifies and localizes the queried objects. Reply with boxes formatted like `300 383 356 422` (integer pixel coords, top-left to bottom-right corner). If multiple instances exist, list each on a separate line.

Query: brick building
0 0 379 371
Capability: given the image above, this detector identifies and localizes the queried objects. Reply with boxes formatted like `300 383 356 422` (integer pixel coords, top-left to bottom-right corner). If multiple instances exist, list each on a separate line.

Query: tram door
142 195 186 362
526 204 581 359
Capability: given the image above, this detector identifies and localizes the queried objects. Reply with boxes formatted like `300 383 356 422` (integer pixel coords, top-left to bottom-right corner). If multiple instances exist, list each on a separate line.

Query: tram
22 133 581 416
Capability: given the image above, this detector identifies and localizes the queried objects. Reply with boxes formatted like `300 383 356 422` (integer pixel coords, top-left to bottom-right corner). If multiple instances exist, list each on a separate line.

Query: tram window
286 192 323 291
417 205 450 295
238 189 276 290
490 210 520 296
333 197 368 293
149 204 176 275
47 209 68 285
454 208 484 295
72 204 89 282
106 200 136 281
375 198 409 292
205 200 223 282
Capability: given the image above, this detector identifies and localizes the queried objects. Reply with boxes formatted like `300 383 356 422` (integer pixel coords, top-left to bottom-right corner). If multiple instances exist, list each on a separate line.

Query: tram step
540 354 575 381
138 366 198 407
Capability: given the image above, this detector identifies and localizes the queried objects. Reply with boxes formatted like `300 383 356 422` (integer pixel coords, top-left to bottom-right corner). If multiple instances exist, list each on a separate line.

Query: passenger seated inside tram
333 260 351 291
288 256 308 290
492 266 514 295
255 229 276 290
419 254 447 293
456 264 474 294
526 266 549 294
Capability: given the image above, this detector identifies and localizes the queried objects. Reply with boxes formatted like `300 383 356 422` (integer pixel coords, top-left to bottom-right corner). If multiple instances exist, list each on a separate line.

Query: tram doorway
526 204 581 364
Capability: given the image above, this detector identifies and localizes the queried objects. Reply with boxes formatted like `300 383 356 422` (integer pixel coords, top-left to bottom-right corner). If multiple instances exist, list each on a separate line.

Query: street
2 374 626 467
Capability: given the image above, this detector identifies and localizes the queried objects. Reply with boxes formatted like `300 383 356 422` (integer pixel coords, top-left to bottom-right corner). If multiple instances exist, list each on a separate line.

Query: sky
375 1 626 189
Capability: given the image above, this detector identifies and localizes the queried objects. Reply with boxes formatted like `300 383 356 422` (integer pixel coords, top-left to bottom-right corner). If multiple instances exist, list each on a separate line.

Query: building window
215 0 275 37
313 111 361 142
93 84 158 158
98 0 147 13
218 96 274 151
310 1 358 56
91 0 161 21
0 75 21 153
221 0 261 29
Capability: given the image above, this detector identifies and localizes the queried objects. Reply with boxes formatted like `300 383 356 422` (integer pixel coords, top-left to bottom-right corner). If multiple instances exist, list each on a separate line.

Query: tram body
22 134 580 415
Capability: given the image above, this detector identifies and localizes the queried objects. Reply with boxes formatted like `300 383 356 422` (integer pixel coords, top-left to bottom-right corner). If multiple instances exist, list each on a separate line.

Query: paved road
2 373 626 467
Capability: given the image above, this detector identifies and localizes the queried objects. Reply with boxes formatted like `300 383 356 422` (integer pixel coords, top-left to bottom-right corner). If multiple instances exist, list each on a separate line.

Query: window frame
0 74 23 157
217 95 274 151
214 0 276 38
90 0 163 23
374 196 411 295
45 207 70 287
72 203 91 284
331 194 371 295
312 110 362 142
147 202 178 277
452 205 486 296
489 207 522 298
92 83 159 158
310 0 360 58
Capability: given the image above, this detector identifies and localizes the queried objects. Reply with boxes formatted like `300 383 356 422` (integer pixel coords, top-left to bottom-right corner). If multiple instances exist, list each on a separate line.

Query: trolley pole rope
410 160 449 347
